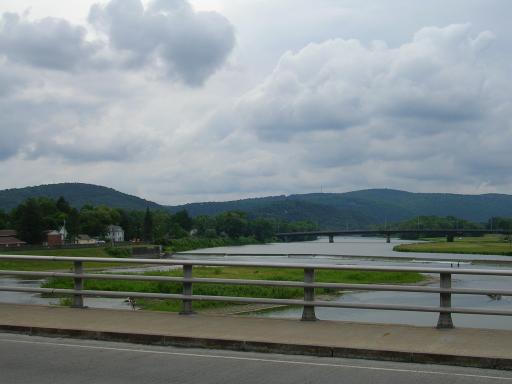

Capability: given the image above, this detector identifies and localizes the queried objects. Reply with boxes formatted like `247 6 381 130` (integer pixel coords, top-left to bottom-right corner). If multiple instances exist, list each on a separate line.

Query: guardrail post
72 261 85 308
180 264 195 315
437 272 454 329
301 268 317 321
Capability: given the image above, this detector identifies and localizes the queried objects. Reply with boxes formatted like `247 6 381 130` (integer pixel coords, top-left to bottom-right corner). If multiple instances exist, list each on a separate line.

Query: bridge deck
0 303 511 369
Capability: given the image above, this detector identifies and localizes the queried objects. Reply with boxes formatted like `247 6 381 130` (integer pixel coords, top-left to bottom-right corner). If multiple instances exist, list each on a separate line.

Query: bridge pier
301 268 317 321
329 235 334 243
446 234 454 242
180 265 195 315
437 273 454 329
72 261 85 308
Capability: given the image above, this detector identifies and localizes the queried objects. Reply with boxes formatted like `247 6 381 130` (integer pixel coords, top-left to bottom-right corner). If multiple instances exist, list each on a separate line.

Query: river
1 236 511 329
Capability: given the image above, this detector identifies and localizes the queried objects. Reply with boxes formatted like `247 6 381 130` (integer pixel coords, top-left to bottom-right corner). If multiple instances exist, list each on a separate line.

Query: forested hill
2 184 512 229
169 189 512 228
0 183 163 211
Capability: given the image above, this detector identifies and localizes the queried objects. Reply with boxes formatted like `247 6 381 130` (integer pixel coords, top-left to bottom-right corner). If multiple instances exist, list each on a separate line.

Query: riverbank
394 235 512 256
165 236 262 253
43 266 425 312
0 247 136 271
0 236 264 272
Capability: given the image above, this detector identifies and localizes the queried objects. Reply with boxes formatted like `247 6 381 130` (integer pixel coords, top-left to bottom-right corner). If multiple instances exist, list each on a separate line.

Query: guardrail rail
1 254 512 328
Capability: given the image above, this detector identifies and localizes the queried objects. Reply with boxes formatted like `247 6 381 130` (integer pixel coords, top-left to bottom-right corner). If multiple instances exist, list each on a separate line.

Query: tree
215 211 248 238
15 198 45 244
0 209 9 229
66 208 81 239
143 207 154 242
173 210 193 231
249 218 275 242
56 196 72 214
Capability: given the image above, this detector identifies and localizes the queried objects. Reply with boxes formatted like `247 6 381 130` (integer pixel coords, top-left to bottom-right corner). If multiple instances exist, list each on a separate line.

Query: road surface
1 333 511 383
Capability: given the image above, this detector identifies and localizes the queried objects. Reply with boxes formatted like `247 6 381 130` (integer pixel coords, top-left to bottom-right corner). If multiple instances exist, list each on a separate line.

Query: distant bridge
275 229 512 243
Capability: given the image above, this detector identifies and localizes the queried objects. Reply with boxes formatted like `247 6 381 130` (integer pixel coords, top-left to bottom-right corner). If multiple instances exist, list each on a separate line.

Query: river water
1 236 511 329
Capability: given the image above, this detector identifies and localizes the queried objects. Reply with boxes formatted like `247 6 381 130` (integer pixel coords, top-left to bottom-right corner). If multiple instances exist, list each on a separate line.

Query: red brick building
44 230 63 246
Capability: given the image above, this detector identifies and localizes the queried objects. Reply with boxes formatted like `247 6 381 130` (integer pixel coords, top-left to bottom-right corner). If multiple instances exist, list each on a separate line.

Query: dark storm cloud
88 0 235 85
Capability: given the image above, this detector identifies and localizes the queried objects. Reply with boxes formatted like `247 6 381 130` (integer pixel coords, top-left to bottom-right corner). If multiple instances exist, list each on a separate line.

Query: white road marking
0 336 511 381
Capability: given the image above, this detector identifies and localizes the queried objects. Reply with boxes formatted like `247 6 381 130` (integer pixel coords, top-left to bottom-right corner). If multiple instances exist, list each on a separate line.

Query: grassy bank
0 236 262 271
394 235 512 256
44 266 424 312
0 247 134 271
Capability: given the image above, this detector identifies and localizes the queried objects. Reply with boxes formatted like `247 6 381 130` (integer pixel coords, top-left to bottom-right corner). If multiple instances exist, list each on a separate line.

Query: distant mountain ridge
0 183 162 212
1 183 512 229
170 189 512 228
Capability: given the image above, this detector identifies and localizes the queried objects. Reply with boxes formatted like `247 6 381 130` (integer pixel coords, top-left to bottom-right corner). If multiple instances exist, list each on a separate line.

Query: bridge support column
329 235 334 243
446 234 454 242
180 264 195 315
437 273 454 329
386 234 391 243
72 261 85 308
301 268 317 321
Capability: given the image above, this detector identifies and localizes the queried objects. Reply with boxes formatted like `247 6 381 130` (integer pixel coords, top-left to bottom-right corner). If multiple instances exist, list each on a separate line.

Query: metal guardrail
1 254 512 328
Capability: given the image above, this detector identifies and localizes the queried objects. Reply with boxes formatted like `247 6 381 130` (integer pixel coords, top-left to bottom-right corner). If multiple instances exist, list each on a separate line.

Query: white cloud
88 0 235 85
0 0 235 164
1 0 512 203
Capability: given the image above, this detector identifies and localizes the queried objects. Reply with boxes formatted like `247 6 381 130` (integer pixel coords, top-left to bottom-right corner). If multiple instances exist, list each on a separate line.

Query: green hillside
170 189 512 229
2 184 512 229
0 183 163 211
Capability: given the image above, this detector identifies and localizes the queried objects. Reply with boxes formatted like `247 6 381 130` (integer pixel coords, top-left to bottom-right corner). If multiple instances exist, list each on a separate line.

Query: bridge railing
1 255 511 328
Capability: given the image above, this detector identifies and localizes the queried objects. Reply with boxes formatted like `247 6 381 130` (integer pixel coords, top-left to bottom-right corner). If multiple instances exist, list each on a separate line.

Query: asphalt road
1 333 512 384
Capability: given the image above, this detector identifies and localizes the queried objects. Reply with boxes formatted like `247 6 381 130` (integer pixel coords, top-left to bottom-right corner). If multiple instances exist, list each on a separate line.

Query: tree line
0 196 319 245
374 215 512 239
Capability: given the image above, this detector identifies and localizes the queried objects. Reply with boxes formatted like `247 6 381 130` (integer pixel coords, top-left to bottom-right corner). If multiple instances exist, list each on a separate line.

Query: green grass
0 247 134 271
394 235 512 256
43 266 424 312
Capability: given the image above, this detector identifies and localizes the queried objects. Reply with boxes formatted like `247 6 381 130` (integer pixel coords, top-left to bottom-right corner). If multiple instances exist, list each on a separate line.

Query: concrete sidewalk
0 303 511 370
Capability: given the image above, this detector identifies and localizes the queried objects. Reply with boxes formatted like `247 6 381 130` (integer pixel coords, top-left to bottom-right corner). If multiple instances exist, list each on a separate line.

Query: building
44 230 63 246
76 234 96 245
0 229 26 248
106 225 124 242
58 224 68 241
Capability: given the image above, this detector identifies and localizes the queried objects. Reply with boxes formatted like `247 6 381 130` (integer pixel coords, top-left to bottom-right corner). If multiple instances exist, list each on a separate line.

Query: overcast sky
0 0 511 205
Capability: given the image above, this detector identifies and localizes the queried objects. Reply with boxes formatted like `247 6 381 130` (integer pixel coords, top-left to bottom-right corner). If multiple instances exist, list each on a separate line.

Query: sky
0 0 511 205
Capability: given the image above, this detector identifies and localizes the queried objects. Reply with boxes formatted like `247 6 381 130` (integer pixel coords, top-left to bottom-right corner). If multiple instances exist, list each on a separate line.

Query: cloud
183 23 510 199
229 24 496 141
0 0 235 84
0 0 234 163
88 0 235 85
0 12 98 70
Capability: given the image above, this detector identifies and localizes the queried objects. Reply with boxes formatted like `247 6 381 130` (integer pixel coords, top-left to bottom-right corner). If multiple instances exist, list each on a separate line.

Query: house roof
0 236 26 245
0 229 17 237
77 234 92 240
107 225 123 231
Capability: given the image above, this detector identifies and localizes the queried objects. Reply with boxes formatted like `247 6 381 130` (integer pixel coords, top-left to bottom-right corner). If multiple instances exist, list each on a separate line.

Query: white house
106 225 125 242
58 224 68 241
